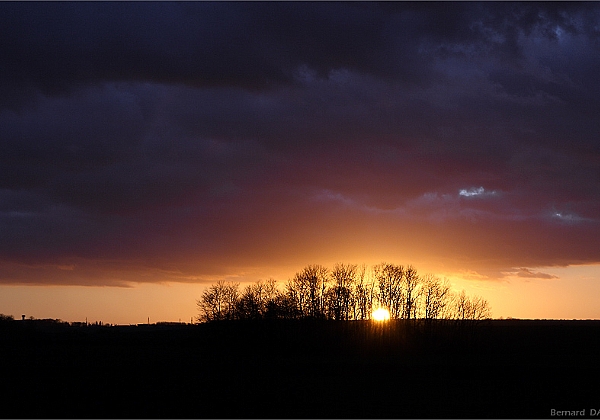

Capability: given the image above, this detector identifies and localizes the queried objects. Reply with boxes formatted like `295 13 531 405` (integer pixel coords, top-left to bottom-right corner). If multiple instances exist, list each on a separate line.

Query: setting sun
372 308 390 321
3 2 600 418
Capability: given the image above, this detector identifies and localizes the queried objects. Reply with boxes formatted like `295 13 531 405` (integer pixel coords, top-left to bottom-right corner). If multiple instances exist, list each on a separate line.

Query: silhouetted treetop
197 263 491 323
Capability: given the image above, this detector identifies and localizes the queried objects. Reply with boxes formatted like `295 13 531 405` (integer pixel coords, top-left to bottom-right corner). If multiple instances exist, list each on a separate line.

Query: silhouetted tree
353 264 375 320
197 281 240 322
451 290 490 322
0 314 14 322
285 273 309 319
260 278 280 317
236 283 264 320
286 265 329 319
452 290 471 321
267 293 299 319
373 262 404 319
236 278 282 319
402 265 421 320
468 295 492 321
420 275 451 321
196 263 492 324
326 263 357 320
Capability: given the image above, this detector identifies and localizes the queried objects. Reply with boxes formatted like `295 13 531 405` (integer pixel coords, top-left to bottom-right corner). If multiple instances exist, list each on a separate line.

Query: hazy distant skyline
2 2 600 323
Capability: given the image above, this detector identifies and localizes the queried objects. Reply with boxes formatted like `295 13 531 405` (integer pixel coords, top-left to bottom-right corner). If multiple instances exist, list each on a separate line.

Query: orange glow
1 263 600 324
372 308 390 321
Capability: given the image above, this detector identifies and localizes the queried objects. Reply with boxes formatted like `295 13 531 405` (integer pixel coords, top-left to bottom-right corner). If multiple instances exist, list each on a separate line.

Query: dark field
1 319 599 418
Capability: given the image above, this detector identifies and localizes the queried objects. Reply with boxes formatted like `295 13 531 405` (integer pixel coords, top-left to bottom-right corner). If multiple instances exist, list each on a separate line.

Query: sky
2 2 600 324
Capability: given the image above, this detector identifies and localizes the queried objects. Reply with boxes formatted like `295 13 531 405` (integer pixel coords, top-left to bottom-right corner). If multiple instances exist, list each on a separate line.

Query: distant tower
21 314 25 321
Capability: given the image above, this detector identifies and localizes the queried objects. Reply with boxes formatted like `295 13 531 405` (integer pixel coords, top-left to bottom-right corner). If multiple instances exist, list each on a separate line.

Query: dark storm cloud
0 2 400 104
2 2 600 284
4 2 595 104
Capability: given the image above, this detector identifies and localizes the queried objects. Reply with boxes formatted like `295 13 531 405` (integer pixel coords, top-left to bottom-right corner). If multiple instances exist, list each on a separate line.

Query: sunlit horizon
2 262 600 325
2 2 600 328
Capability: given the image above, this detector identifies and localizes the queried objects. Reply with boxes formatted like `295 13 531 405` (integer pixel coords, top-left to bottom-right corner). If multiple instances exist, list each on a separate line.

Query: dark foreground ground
0 318 599 419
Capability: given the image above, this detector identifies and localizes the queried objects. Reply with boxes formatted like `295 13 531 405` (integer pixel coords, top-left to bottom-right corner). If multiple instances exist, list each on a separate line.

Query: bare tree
223 282 240 320
237 281 266 320
468 295 492 321
262 278 279 303
286 265 329 319
402 265 421 320
196 263 492 324
268 293 299 319
450 290 490 320
373 262 404 319
235 278 283 319
420 275 451 321
327 263 357 320
285 272 309 318
452 289 471 321
353 264 375 320
197 281 240 322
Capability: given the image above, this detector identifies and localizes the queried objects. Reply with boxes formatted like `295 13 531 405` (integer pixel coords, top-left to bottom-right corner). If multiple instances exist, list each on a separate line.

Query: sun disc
372 308 390 321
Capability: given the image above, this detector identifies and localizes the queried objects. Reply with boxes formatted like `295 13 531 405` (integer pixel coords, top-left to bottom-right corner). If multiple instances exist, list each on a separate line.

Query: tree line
197 263 491 323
